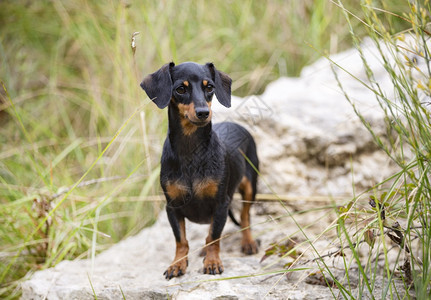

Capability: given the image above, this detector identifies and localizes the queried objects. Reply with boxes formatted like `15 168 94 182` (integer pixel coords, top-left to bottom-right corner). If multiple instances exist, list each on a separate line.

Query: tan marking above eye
183 81 189 87
203 80 208 86
193 178 219 199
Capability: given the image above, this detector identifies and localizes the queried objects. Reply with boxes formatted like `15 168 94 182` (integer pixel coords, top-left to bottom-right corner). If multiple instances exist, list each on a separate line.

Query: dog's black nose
195 107 210 120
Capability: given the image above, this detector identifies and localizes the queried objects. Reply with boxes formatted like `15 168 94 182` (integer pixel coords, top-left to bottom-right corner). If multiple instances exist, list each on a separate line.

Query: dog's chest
165 177 219 201
164 177 222 224
160 136 227 217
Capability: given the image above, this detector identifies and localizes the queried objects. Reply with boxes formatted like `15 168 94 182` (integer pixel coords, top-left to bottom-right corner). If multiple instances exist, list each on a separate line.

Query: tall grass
314 0 431 298
0 0 411 298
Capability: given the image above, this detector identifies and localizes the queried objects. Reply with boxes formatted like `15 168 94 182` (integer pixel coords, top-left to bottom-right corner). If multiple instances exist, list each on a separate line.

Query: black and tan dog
141 62 259 279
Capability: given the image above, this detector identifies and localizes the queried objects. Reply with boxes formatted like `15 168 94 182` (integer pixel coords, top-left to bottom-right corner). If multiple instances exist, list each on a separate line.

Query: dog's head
140 62 232 129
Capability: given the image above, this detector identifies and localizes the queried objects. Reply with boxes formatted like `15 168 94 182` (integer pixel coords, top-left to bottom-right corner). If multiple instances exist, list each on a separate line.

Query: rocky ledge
22 206 410 299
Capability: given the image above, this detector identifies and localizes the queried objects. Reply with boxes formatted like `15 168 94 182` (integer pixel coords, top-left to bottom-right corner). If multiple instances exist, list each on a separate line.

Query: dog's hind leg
238 176 259 254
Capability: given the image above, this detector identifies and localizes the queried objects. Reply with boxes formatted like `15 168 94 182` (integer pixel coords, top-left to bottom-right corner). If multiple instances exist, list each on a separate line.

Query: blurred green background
0 0 410 297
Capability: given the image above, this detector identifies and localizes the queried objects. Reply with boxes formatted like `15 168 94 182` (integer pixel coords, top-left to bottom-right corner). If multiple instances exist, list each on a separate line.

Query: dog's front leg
164 207 189 279
203 201 229 275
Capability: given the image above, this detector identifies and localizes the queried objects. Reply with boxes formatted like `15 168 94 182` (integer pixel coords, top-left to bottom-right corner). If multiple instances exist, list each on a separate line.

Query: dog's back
214 121 259 254
213 121 259 196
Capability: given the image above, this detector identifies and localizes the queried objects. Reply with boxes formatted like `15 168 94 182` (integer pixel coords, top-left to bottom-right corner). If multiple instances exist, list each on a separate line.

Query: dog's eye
176 86 187 94
205 85 214 93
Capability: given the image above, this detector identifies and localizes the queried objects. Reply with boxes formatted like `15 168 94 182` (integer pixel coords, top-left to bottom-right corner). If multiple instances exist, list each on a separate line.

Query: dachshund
140 62 259 279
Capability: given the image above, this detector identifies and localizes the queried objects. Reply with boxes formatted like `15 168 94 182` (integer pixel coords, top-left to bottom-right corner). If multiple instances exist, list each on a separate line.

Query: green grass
312 0 431 298
0 0 413 298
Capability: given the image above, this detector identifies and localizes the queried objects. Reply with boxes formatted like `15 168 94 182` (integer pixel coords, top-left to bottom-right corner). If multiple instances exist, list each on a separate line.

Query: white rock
211 38 401 197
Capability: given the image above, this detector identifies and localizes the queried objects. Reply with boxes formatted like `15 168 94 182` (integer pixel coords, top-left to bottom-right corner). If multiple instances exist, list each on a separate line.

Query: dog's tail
228 209 240 227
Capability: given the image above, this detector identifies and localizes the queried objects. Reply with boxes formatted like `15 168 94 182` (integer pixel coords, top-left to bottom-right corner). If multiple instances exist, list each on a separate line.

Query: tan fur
203 225 223 274
166 218 189 276
166 181 189 199
177 103 198 135
193 178 219 199
238 176 258 254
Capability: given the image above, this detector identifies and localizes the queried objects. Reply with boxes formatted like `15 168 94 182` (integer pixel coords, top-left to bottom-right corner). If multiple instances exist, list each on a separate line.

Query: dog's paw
241 238 259 255
164 259 188 280
203 256 224 275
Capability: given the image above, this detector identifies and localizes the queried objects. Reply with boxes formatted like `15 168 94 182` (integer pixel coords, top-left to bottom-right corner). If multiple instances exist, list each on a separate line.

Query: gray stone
21 207 412 300
21 212 335 300
211 38 410 197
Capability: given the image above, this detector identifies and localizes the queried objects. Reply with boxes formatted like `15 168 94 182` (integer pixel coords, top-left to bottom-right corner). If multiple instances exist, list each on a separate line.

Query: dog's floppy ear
140 62 175 109
206 63 232 108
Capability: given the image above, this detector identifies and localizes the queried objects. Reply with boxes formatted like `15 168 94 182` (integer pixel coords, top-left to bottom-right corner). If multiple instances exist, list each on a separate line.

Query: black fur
141 62 259 279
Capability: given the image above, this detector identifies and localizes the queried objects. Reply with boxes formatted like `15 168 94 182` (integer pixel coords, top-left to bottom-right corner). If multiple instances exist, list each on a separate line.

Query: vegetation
0 0 416 298
315 0 431 298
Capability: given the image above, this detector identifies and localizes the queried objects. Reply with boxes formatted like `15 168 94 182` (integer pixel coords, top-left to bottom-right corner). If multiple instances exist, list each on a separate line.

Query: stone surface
21 211 329 300
211 38 402 198
22 37 423 299
21 204 411 300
